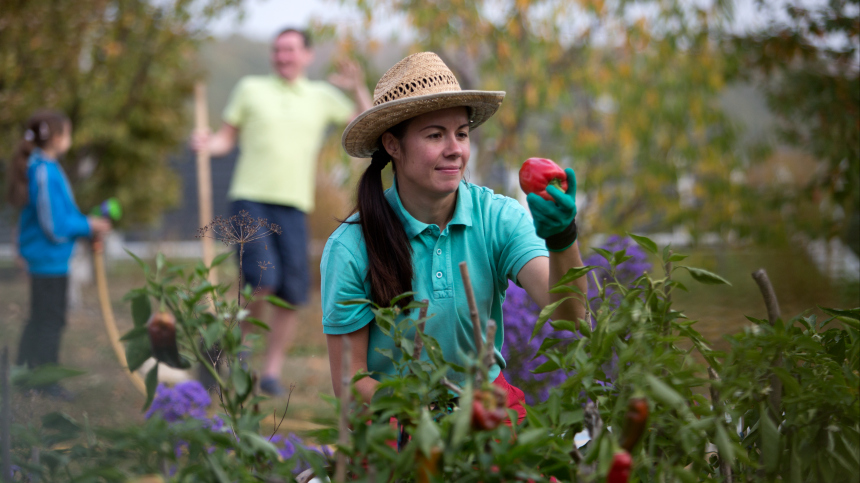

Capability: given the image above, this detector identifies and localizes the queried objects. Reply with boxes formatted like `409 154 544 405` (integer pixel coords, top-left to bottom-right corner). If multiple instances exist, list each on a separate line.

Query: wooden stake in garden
194 82 217 286
335 336 352 483
459 262 485 383
751 268 783 415
752 268 784 479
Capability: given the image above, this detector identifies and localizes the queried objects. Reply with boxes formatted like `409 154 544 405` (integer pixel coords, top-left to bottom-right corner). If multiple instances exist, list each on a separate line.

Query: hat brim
342 90 505 158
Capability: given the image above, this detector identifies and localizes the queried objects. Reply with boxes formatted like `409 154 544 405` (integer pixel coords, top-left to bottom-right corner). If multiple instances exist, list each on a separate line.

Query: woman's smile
435 165 462 175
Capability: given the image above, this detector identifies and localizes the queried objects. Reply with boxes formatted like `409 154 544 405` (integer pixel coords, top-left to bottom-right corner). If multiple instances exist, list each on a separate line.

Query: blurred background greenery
1 0 856 252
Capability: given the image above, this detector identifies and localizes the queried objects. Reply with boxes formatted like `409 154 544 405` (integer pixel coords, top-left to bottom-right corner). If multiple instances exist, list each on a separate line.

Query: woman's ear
381 132 400 161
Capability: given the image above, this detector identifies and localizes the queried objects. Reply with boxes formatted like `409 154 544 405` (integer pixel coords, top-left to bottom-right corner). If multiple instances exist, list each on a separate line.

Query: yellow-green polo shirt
223 75 354 212
320 179 549 385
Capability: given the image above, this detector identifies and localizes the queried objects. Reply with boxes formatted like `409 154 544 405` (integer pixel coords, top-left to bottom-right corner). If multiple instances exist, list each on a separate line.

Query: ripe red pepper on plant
147 311 186 368
471 390 507 431
607 451 632 483
518 158 568 201
620 397 649 452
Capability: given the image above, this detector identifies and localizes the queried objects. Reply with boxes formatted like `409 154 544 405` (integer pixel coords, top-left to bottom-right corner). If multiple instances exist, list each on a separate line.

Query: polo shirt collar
272 74 309 92
384 179 473 239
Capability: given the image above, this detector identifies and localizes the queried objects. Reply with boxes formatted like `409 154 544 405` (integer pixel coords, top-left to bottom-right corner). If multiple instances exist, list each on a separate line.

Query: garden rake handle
93 239 147 395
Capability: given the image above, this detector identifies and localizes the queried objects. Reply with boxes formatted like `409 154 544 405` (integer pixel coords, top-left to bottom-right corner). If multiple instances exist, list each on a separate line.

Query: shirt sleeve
495 198 548 285
34 164 91 243
320 83 356 125
321 236 375 335
222 78 249 127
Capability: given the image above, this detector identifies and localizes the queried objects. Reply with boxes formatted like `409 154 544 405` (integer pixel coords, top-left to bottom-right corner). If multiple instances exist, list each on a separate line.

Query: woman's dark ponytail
5 110 69 208
354 125 414 308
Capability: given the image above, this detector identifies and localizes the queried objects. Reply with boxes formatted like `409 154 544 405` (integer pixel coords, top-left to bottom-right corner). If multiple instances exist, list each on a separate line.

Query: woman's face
383 107 471 200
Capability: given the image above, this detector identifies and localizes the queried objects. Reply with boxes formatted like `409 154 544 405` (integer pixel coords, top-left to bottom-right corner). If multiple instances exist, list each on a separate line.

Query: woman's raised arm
517 245 588 328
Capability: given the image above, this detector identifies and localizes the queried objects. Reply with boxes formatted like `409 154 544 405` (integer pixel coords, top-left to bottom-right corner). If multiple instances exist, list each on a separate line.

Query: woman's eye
457 131 469 139
428 132 442 139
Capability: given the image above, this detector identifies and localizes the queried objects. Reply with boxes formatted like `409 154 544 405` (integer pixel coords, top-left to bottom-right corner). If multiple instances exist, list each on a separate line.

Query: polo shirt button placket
436 271 443 279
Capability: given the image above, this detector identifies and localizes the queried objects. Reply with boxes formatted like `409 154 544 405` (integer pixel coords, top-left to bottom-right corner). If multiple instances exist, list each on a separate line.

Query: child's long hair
6 110 70 208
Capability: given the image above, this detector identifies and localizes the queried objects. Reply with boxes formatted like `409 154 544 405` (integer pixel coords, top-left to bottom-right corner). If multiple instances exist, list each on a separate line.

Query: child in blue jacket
5 110 111 399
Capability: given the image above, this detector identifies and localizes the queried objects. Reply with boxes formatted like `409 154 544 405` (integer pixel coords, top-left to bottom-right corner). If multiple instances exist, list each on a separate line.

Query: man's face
271 32 312 81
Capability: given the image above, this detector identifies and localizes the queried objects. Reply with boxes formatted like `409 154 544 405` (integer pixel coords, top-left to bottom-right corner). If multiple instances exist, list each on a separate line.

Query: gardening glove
526 168 578 252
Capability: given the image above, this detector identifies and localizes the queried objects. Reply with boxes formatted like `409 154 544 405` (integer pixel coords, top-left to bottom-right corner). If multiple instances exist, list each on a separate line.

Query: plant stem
440 378 463 396
663 250 673 337
238 241 244 311
335 336 352 483
413 302 428 360
181 321 224 388
484 320 497 371
708 367 733 483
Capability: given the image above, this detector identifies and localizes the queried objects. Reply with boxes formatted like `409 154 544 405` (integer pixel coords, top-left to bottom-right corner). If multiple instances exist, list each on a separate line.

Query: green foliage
725 0 860 246
333 0 752 239
6 237 857 480
6 251 327 481
309 234 858 481
331 0 858 247
720 308 860 481
0 0 242 224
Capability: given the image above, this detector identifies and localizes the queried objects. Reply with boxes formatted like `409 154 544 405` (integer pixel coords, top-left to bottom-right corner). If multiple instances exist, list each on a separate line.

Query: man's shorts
230 200 310 305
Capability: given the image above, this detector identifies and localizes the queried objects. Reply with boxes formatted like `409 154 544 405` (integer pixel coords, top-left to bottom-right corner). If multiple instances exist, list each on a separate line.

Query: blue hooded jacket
17 149 91 275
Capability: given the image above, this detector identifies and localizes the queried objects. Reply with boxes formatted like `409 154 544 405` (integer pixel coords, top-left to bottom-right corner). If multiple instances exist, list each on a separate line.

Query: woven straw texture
342 52 505 158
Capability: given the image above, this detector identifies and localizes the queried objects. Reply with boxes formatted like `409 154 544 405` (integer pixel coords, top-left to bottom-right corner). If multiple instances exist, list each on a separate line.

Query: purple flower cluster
146 381 213 423
501 236 652 403
270 434 333 472
146 380 317 469
501 280 571 404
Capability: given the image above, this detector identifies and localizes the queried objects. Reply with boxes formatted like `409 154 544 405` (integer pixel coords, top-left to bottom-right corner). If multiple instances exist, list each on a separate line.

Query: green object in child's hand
90 197 122 221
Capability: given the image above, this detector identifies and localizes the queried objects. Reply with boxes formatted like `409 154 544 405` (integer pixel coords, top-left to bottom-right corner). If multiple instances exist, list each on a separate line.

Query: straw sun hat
341 52 505 158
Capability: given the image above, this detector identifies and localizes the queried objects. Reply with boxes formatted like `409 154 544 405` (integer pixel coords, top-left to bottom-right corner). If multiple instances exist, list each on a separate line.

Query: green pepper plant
3 232 856 482
313 233 858 482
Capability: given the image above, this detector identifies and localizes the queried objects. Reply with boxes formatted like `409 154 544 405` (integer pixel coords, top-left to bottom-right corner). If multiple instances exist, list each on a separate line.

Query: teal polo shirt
321 179 548 384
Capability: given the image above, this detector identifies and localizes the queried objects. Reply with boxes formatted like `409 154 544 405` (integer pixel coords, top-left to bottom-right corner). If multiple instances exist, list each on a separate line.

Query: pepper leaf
530 297 572 342
627 232 658 255
680 266 732 285
142 363 158 411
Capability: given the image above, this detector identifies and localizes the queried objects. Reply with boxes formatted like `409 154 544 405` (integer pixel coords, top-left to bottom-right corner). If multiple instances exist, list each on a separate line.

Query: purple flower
269 433 330 473
146 382 319 468
146 380 212 422
501 280 573 404
501 235 651 403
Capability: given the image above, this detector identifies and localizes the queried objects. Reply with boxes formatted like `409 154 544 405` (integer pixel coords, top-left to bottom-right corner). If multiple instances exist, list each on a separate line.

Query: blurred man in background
191 27 371 395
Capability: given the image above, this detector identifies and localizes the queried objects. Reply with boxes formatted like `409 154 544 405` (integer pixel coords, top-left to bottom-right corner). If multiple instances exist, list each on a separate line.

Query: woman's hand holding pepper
526 168 578 251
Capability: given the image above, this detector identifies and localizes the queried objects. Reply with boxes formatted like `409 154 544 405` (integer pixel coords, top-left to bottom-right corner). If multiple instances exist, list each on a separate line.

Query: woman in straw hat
321 52 586 421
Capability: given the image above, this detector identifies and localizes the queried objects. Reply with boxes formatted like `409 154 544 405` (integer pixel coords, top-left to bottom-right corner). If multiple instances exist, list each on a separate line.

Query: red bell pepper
519 158 568 201
607 451 632 483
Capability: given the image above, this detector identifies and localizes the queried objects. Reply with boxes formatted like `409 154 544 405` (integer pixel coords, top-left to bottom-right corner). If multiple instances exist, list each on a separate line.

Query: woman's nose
443 135 464 158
